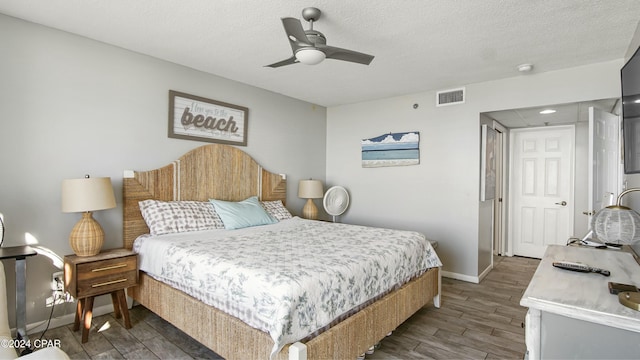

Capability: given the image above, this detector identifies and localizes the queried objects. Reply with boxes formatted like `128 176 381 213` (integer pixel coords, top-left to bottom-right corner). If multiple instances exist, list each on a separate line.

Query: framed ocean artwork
361 131 420 168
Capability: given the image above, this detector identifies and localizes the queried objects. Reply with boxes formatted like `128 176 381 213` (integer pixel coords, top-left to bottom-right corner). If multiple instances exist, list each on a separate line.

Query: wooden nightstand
64 248 138 343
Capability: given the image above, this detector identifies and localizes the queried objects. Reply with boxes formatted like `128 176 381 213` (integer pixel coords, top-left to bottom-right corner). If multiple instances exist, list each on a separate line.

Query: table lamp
591 188 640 246
591 188 640 312
298 179 323 220
62 175 116 256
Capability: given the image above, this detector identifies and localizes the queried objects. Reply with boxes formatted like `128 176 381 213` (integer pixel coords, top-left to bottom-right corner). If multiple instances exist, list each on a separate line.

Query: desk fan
323 186 350 222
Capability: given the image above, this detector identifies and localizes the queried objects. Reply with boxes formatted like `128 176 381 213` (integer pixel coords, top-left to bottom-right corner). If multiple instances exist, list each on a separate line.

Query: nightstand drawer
75 269 138 298
77 256 136 281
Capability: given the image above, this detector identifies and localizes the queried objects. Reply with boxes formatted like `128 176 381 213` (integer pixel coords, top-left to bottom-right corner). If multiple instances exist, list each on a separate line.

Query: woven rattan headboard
122 144 287 249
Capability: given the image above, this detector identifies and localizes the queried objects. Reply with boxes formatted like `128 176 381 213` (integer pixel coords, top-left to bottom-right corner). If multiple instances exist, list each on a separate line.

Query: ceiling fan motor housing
302 7 322 22
303 30 326 46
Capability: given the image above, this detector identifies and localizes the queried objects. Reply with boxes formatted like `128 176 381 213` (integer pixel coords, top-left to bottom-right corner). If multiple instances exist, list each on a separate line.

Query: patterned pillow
261 200 293 221
138 200 225 235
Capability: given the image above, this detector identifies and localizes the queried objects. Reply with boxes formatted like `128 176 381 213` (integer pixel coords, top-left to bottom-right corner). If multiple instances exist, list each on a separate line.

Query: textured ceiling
485 98 620 128
0 0 639 107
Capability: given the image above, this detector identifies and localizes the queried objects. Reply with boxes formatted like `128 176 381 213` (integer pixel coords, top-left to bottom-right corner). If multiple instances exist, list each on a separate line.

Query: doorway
483 98 620 258
493 122 507 255
588 106 622 224
509 125 575 258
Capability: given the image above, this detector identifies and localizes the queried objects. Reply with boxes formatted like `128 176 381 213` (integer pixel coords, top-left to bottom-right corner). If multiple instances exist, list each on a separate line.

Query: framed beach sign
361 131 420 168
168 90 248 146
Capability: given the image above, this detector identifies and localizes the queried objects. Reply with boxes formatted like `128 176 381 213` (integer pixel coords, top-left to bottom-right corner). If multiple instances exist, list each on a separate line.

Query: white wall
0 14 326 328
327 60 623 278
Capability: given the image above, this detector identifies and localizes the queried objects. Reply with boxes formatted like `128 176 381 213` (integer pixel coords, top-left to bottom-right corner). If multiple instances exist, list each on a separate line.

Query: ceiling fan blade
282 17 313 51
319 45 374 65
265 55 298 68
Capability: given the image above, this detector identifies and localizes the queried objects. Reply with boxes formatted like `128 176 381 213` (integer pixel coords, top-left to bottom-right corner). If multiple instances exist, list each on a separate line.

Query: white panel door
587 107 620 225
510 126 575 258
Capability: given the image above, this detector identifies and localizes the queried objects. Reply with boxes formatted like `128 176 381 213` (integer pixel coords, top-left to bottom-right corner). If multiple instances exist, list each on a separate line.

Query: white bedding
133 217 441 356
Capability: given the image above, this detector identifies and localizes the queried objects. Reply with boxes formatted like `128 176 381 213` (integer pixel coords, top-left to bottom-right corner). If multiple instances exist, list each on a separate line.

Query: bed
122 144 441 360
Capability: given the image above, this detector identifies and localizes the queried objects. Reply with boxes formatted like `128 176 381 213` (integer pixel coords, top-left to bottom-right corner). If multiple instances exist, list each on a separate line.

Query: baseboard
23 303 116 336
442 263 493 284
441 270 480 283
478 264 493 282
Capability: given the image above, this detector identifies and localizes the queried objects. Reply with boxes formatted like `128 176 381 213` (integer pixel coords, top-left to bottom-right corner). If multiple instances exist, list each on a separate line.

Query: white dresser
520 245 640 359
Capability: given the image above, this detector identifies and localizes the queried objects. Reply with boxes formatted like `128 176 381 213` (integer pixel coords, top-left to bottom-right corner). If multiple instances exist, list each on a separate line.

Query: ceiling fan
266 7 375 68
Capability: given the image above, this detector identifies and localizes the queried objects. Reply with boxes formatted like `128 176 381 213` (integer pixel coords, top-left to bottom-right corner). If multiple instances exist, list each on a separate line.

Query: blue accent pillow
209 196 277 230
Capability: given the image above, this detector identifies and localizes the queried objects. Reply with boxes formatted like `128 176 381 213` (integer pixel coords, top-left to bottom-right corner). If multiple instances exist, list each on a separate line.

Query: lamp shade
62 176 115 256
298 180 324 199
591 205 640 244
295 48 326 65
62 177 116 213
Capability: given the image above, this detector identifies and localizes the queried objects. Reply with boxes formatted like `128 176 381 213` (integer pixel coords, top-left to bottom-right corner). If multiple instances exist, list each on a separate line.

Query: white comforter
133 217 441 356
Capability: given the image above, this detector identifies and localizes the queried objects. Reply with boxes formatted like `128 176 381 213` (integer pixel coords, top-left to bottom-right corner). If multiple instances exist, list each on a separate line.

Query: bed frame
122 144 441 360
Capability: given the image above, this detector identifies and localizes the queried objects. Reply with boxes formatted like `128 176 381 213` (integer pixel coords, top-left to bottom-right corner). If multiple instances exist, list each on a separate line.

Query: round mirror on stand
323 186 350 222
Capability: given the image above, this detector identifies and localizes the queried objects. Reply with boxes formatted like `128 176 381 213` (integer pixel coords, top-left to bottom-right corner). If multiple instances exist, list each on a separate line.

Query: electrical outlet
52 271 63 291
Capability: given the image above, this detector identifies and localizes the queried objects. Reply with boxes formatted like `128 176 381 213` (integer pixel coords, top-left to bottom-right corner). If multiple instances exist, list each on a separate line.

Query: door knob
555 201 567 206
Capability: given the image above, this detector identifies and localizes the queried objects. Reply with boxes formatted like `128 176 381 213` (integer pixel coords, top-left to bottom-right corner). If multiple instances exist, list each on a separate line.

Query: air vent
436 87 465 107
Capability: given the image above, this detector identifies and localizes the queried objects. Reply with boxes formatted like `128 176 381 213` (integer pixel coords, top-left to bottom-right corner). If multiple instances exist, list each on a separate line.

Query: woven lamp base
302 198 318 220
69 212 104 257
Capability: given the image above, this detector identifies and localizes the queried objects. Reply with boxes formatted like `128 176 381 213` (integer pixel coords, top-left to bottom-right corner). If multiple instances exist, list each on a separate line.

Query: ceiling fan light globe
295 48 325 65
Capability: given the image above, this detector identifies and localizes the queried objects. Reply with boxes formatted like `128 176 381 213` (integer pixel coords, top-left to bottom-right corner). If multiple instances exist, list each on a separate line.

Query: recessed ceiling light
540 109 556 115
517 63 533 72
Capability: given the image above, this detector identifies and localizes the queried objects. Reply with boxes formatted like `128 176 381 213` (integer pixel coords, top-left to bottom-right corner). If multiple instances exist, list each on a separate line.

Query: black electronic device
608 282 639 295
604 242 623 248
581 239 607 249
552 261 610 276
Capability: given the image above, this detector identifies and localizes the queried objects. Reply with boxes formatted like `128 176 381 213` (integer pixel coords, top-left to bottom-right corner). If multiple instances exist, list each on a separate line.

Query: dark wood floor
29 255 539 359
369 255 540 360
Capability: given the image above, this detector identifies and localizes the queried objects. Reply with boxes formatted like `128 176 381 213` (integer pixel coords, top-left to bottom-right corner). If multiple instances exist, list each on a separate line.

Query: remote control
552 261 610 276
